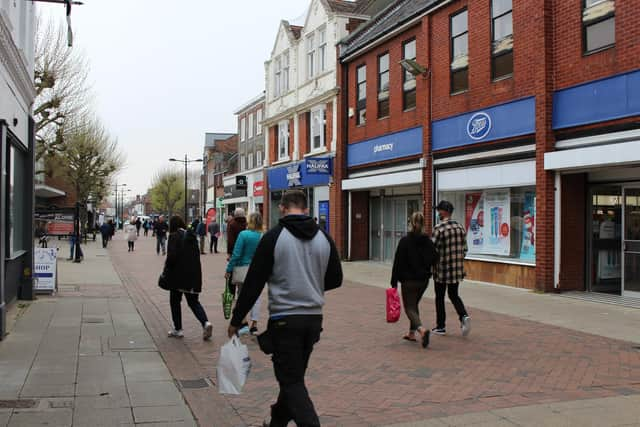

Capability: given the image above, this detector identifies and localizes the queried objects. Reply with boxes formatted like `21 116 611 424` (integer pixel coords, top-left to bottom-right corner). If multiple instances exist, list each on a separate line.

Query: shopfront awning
342 169 422 191
222 196 249 205
35 184 66 199
544 140 640 171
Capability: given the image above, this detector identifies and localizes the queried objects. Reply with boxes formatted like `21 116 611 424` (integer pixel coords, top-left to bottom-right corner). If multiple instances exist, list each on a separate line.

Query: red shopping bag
386 288 401 323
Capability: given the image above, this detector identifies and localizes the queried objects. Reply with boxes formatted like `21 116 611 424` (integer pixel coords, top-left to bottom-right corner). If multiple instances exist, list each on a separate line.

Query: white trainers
461 316 471 337
238 326 250 336
203 322 213 340
168 329 184 338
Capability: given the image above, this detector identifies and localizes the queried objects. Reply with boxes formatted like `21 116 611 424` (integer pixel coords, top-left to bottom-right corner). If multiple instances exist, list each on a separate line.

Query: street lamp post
169 154 203 222
113 183 127 229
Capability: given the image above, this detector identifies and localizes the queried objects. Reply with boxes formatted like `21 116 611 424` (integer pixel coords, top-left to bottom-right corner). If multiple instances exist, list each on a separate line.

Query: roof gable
270 20 301 57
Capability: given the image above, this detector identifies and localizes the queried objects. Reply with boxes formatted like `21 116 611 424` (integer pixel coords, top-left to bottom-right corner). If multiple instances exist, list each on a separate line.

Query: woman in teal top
225 212 263 334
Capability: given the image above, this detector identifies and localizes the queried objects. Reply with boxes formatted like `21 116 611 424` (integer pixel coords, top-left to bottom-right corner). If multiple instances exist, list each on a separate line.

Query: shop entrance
588 184 640 298
370 197 421 263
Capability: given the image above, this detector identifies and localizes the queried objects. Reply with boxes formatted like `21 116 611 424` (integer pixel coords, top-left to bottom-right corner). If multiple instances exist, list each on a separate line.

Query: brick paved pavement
110 235 640 427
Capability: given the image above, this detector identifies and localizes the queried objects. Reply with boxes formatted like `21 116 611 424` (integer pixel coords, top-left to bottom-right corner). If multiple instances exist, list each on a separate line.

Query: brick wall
559 173 587 291
350 191 369 260
299 112 309 156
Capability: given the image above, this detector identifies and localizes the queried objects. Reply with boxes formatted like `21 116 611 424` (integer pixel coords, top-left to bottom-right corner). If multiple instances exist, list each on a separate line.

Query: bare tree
150 169 185 217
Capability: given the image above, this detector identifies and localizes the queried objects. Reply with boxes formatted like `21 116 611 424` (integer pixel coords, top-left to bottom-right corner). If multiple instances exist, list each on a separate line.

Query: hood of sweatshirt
279 215 319 240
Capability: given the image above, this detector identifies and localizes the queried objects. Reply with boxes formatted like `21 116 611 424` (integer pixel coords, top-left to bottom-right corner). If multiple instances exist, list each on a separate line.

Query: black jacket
163 229 202 293
390 232 438 288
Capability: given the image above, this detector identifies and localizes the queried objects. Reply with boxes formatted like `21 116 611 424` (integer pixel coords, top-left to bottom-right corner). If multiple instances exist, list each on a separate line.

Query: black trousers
434 282 468 329
268 315 322 427
128 241 135 251
101 234 109 248
169 290 208 330
209 235 218 253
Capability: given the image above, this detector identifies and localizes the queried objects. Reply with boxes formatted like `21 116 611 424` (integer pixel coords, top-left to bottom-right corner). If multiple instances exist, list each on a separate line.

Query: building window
356 65 367 125
240 117 246 142
378 53 390 118
256 109 263 135
8 145 26 256
307 34 315 79
248 114 254 139
257 150 263 167
450 9 469 94
583 0 615 54
248 152 254 170
491 0 513 80
278 121 290 160
310 106 326 151
282 50 290 93
402 39 417 110
240 155 246 171
318 27 327 73
274 57 282 97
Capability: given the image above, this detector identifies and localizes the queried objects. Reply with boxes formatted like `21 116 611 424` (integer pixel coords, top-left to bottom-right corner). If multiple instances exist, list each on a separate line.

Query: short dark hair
169 215 186 233
281 190 307 209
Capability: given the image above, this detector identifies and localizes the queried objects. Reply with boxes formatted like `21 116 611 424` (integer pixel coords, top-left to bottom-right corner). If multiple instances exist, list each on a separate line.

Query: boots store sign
347 126 423 168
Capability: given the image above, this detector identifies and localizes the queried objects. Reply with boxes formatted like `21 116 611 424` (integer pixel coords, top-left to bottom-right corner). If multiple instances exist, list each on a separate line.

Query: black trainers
431 327 446 336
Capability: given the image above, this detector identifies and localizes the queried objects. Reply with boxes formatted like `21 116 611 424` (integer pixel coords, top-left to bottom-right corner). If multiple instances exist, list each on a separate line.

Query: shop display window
439 186 536 263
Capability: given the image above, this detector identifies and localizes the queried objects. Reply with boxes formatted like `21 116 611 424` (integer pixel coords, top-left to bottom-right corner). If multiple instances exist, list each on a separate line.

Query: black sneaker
431 327 446 336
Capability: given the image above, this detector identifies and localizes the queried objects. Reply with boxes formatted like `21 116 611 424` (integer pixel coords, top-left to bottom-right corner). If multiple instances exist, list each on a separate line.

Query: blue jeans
156 236 166 254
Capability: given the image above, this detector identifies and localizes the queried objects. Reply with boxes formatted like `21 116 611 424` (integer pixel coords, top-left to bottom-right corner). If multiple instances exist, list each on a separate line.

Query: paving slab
108 336 156 352
72 407 134 427
74 392 131 410
120 352 172 382
127 381 184 407
7 409 72 427
0 412 10 427
20 384 75 398
132 405 192 423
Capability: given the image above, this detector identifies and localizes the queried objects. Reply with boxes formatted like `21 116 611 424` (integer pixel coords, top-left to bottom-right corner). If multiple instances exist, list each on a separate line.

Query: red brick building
337 0 640 295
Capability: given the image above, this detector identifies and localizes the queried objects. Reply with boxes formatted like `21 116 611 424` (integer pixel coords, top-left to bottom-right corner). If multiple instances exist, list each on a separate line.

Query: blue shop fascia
266 157 333 231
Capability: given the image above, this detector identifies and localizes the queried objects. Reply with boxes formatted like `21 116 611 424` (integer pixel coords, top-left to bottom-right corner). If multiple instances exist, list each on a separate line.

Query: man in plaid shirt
432 201 471 337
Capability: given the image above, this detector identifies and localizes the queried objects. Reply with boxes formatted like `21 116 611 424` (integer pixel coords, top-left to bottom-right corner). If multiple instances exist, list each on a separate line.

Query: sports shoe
238 326 250 336
203 321 213 340
461 316 471 337
431 327 446 336
168 329 184 338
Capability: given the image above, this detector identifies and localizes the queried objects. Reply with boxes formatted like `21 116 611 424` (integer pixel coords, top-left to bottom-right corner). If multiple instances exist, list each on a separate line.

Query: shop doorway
623 187 640 298
370 197 421 263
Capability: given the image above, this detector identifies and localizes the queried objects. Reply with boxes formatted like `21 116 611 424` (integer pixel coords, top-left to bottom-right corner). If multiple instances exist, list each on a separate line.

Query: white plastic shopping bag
217 336 251 395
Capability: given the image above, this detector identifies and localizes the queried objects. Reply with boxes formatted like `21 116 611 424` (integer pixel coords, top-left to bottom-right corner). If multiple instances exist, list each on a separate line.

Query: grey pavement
0 240 197 427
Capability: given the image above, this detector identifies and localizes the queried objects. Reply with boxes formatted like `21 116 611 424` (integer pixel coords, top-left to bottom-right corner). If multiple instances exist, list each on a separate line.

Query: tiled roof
325 0 360 14
290 25 303 39
340 0 442 60
352 0 396 16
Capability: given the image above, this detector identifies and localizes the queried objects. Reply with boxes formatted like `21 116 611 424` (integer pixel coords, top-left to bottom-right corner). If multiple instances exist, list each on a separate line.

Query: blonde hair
247 212 263 231
410 212 425 234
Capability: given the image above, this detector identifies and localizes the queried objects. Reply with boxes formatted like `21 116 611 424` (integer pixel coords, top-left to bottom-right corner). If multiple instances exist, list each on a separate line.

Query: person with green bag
222 276 234 320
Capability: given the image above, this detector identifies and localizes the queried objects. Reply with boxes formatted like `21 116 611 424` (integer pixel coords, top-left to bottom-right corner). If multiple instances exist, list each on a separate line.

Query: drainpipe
554 172 561 289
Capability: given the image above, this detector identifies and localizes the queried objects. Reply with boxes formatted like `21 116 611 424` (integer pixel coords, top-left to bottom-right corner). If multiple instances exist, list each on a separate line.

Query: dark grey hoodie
230 215 343 327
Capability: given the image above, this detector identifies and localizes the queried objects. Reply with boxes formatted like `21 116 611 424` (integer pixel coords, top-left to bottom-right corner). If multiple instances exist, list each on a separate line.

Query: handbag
222 276 234 320
158 271 170 290
386 288 401 323
232 266 249 284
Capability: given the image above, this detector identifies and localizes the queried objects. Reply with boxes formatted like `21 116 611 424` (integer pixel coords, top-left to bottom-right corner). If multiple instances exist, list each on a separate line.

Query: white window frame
257 150 263 167
274 57 282 98
278 121 290 160
310 106 326 151
240 117 246 142
248 152 254 170
282 50 290 93
318 27 327 73
248 113 254 139
307 34 316 80
256 109 263 135
240 155 246 171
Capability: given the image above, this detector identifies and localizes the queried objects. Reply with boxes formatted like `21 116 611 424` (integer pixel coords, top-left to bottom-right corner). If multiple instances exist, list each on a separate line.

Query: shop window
491 0 513 80
377 53 390 119
450 9 469 94
256 109 263 135
277 121 290 160
310 106 326 151
8 145 26 256
356 64 367 125
438 186 536 263
402 39 417 110
583 0 615 54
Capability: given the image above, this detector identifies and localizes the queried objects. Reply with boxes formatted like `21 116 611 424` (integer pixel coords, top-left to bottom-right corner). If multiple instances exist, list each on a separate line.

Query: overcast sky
39 0 307 199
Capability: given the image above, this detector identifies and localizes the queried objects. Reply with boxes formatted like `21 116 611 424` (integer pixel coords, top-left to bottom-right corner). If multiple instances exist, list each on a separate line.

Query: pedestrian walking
154 215 169 255
227 190 343 427
135 217 142 236
196 218 207 255
109 220 115 241
208 218 220 253
100 221 111 248
225 212 264 335
143 219 149 237
391 212 438 348
432 201 471 337
226 208 247 260
126 220 138 252
162 215 212 340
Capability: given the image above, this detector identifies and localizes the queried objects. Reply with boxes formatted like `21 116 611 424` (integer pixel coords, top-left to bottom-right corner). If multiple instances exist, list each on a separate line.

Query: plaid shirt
432 219 467 284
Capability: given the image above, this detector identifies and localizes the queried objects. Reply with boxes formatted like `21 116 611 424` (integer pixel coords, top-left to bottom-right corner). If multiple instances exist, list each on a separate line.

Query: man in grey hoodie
228 190 342 427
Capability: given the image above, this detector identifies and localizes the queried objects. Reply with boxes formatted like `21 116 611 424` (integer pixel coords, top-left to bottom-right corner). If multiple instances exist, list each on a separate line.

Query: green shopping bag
222 277 234 320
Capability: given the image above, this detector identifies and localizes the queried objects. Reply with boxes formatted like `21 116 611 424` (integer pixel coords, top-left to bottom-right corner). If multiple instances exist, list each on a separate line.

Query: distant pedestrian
100 222 111 248
225 212 264 335
135 217 142 236
126 220 138 252
163 215 212 340
208 218 220 253
154 215 169 255
143 220 150 236
109 220 115 241
196 218 207 255
432 201 471 337
226 208 247 260
391 212 438 348
228 190 342 427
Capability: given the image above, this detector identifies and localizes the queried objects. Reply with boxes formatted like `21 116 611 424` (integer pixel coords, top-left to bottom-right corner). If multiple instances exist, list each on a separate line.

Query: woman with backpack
390 212 438 349
161 215 213 340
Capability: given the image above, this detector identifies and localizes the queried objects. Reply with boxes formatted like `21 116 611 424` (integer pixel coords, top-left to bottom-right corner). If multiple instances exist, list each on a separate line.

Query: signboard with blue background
268 158 333 191
347 126 423 168
432 97 536 151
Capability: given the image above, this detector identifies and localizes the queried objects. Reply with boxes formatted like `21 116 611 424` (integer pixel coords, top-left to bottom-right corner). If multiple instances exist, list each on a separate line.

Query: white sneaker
461 316 471 337
168 329 184 338
203 322 213 340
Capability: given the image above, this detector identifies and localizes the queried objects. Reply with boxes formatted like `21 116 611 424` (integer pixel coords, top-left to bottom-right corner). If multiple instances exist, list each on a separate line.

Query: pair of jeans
156 236 167 254
401 280 428 332
209 235 218 253
268 315 322 427
169 290 208 330
434 282 468 329
199 236 206 254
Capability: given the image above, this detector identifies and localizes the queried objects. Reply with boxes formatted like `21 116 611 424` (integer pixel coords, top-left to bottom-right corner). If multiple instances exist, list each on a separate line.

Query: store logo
286 164 302 187
373 143 394 153
467 112 492 140
306 158 331 174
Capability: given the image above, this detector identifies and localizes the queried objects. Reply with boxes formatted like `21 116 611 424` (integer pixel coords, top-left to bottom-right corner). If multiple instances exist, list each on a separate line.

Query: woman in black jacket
163 215 213 340
391 212 438 348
